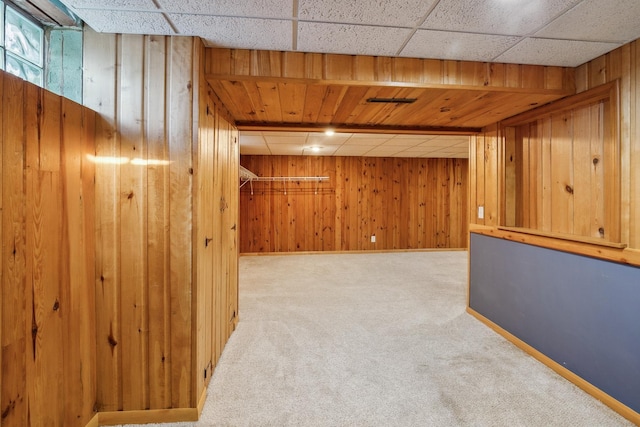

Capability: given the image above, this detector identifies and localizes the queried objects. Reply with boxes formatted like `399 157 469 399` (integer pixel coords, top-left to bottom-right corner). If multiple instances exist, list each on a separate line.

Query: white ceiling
59 0 640 67
59 0 640 158
241 132 470 158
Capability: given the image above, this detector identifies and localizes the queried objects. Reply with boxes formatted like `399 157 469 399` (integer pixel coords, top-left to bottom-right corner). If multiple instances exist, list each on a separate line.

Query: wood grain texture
239 155 468 252
575 42 640 249
0 71 97 427
205 49 574 132
82 29 239 419
470 78 622 246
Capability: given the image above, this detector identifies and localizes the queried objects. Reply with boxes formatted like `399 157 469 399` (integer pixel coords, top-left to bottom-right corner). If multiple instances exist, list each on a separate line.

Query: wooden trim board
470 226 640 267
91 408 200 426
240 248 469 256
466 307 640 426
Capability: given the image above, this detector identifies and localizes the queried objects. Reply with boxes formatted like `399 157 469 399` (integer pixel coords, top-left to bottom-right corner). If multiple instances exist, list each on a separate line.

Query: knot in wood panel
565 185 574 194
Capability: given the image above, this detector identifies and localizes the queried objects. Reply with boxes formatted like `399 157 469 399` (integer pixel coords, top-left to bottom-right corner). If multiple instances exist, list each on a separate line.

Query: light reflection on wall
87 154 172 166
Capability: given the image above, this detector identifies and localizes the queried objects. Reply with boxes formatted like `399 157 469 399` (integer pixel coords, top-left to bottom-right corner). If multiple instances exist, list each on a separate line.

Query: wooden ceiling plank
278 82 307 123
302 84 329 123
317 85 349 125
332 86 372 124
206 48 575 94
239 81 269 122
256 81 283 122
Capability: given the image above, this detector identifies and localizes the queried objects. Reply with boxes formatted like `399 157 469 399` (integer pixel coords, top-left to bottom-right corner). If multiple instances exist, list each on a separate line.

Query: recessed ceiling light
325 129 335 136
311 146 321 152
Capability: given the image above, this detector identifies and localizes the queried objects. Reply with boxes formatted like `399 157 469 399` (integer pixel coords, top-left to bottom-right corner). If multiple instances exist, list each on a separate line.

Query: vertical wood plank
167 36 194 408
61 98 97 425
550 113 574 234
83 29 122 412
118 34 149 411
145 35 172 410
2 73 27 427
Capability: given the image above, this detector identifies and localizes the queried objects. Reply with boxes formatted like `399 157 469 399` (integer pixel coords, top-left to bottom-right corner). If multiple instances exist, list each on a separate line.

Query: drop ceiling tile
365 147 404 156
383 138 422 147
333 146 374 156
157 0 293 18
298 0 437 27
401 30 519 61
264 135 308 144
74 10 174 34
420 139 467 148
268 145 305 155
421 0 581 36
63 0 156 9
238 135 267 146
170 15 291 50
495 37 621 67
535 0 640 43
298 22 411 56
344 135 390 146
306 135 351 146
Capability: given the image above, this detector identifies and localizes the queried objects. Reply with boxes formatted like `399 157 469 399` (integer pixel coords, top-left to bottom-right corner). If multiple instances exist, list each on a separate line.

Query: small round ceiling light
311 146 322 152
324 129 335 136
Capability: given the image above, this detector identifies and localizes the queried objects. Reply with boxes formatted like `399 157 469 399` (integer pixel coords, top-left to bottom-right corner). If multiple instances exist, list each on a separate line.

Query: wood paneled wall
240 155 468 252
0 71 96 426
504 83 619 242
574 42 640 249
194 87 239 404
83 28 239 420
469 39 640 251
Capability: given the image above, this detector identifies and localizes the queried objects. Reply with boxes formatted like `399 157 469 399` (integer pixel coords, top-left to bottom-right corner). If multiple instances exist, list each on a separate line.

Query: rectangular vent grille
366 98 417 104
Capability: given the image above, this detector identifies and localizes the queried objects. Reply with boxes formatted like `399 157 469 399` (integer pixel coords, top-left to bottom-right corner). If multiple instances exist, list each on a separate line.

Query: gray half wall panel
469 233 640 414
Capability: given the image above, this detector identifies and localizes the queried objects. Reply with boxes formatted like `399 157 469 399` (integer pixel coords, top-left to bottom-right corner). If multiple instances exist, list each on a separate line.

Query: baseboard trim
466 307 640 425
197 387 208 416
241 248 468 256
95 407 199 426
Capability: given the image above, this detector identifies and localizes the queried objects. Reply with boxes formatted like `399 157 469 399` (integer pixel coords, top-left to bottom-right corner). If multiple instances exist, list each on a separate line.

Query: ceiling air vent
366 98 417 104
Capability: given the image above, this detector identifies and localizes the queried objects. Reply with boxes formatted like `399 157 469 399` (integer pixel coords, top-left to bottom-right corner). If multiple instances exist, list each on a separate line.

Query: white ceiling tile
344 135 390 146
421 0 581 36
64 0 156 10
383 138 422 147
401 30 519 61
157 0 293 19
75 10 174 34
298 22 411 56
268 145 305 155
535 0 640 43
365 147 404 156
495 38 621 67
306 135 351 145
333 146 373 156
170 15 292 50
238 135 267 146
264 135 308 144
298 0 437 27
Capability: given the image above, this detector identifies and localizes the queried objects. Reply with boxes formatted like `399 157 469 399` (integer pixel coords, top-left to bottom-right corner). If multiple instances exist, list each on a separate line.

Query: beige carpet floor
115 251 633 427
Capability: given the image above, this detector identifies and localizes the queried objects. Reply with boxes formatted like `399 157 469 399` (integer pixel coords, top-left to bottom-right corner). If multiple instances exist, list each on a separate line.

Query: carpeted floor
116 251 633 427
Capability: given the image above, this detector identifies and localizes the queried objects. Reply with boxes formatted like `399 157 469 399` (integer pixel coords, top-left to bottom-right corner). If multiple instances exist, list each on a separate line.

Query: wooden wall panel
83 30 199 412
0 71 97 427
239 155 468 252
573 41 640 249
83 29 240 422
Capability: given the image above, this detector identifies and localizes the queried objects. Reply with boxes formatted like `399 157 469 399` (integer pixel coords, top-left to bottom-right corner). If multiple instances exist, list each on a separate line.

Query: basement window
0 1 44 86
